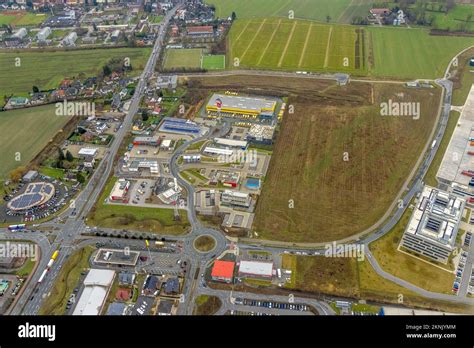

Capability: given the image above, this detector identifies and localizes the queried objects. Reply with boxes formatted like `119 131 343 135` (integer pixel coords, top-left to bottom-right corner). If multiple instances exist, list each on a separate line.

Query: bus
8 224 26 231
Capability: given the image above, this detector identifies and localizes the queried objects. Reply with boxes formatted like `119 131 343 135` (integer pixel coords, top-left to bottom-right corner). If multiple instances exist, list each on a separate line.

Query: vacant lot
228 18 366 74
0 48 151 102
0 104 72 180
253 83 441 243
368 27 474 79
282 254 360 298
193 295 222 315
88 177 190 234
206 0 351 22
163 48 203 70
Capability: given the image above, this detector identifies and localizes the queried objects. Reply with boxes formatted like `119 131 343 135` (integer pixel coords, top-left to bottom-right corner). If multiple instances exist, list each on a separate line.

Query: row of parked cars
236 298 308 311
453 251 469 294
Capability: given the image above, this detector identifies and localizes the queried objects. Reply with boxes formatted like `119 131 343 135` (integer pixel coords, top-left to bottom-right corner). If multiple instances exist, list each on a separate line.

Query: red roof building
370 8 390 16
211 260 235 283
186 25 214 36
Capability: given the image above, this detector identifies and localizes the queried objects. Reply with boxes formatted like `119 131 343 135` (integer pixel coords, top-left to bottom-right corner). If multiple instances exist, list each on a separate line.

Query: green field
0 104 72 180
0 48 151 102
163 48 203 70
206 0 351 23
429 4 474 32
368 27 474 79
0 12 47 26
88 177 190 234
228 18 366 73
202 54 225 70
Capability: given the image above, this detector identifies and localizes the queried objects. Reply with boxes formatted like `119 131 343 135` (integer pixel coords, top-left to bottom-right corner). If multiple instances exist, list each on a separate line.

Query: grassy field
0 12 47 26
253 82 441 243
193 295 222 315
202 54 225 70
424 111 461 187
0 48 151 101
282 254 360 298
194 235 216 252
163 48 203 70
369 204 455 294
450 47 474 106
228 18 367 74
283 254 470 313
429 4 474 32
39 246 95 315
227 18 473 78
88 177 190 234
206 0 351 23
368 27 474 79
0 104 72 180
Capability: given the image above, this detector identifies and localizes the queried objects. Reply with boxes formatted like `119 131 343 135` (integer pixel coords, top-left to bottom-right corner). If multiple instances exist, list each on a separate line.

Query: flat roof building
211 260 235 283
109 179 130 201
400 186 465 264
238 260 273 279
159 117 201 135
246 124 276 144
73 269 115 315
220 190 251 209
206 94 276 121
214 138 248 150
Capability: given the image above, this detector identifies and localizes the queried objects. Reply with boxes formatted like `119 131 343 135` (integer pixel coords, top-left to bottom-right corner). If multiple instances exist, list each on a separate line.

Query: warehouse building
400 186 465 264
62 31 77 46
246 124 276 144
78 147 99 161
203 146 233 157
159 117 202 135
206 94 277 122
211 260 235 283
437 85 474 198
186 25 214 36
133 136 160 147
238 260 273 279
73 269 115 315
214 138 248 150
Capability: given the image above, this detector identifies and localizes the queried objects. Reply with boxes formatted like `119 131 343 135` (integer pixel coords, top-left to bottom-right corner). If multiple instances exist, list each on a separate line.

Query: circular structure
193 235 217 253
7 182 55 211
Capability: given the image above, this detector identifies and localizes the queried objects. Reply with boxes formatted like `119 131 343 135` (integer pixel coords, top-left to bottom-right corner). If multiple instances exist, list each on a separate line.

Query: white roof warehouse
72 269 115 315
238 260 274 278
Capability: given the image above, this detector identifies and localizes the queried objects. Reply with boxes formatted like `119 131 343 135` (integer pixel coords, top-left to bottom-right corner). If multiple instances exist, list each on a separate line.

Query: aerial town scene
0 0 473 344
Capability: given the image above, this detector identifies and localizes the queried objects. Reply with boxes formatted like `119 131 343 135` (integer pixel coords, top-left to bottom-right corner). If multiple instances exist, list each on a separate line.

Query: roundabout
193 234 217 253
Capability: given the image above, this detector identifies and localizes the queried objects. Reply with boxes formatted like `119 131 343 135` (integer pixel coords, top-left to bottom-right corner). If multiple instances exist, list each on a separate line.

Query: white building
214 138 247 150
220 190 251 208
62 31 77 46
37 27 51 41
72 269 115 315
400 186 465 264
238 260 273 279
12 28 27 39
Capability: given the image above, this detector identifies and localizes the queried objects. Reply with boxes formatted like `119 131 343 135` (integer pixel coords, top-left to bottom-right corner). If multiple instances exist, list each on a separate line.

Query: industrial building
186 25 214 36
206 94 277 121
214 138 248 150
159 117 201 135
126 159 159 175
36 27 51 41
73 269 115 315
246 124 276 144
132 136 160 147
203 146 233 157
111 29 121 42
220 190 251 209
12 28 27 39
400 186 465 264
238 260 274 279
437 85 474 199
109 179 130 201
211 260 235 283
